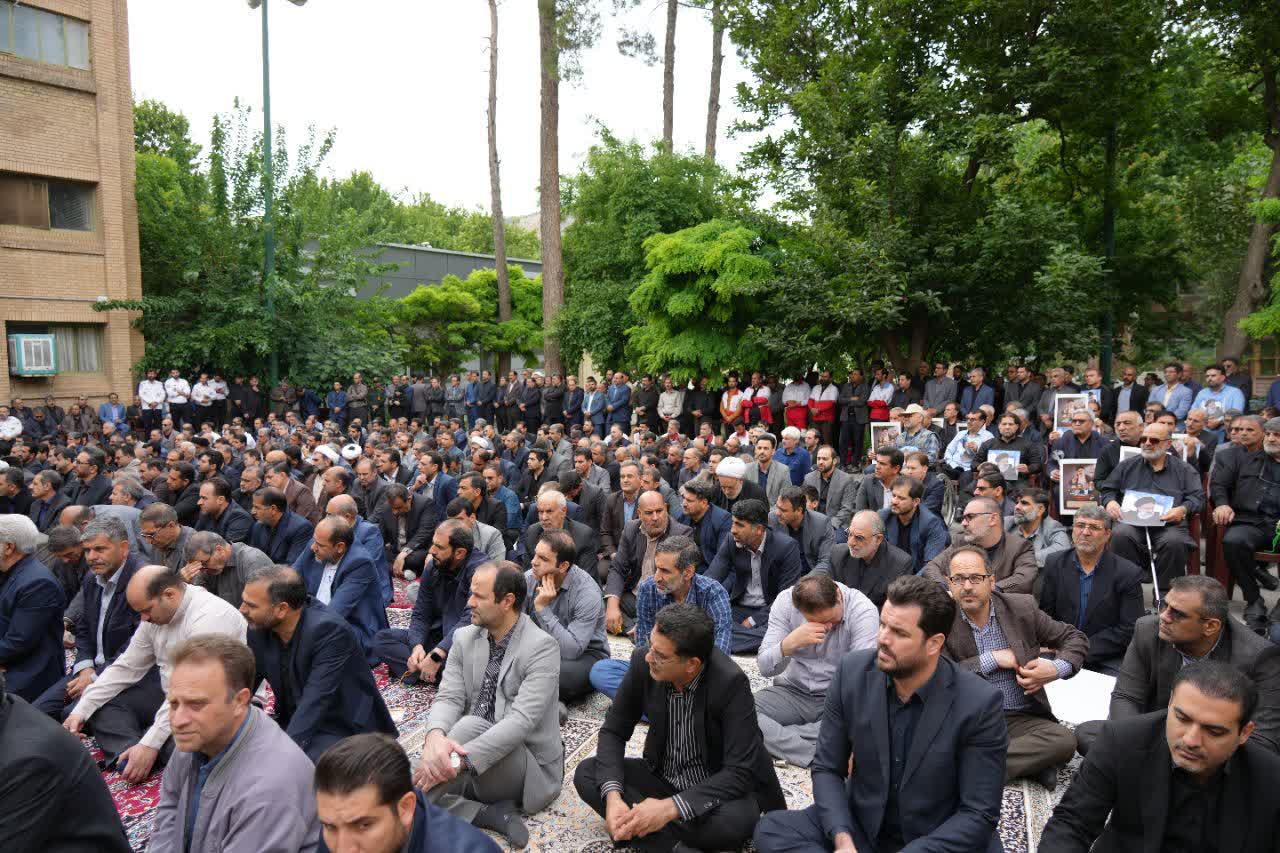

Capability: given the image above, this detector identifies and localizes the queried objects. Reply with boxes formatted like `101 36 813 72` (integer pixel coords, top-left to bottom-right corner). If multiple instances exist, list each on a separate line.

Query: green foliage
554 131 749 367
394 266 543 375
626 220 773 379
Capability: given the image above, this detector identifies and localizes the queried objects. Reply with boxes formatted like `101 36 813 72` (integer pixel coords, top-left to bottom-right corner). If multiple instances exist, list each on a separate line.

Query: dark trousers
1110 522 1195 592
85 666 173 767
755 803 867 853
561 648 609 701
731 603 769 654
140 408 163 434
1222 520 1273 604
372 627 445 680
404 548 430 579
838 419 866 466
815 420 835 448
574 756 762 853
33 663 106 719
168 402 189 428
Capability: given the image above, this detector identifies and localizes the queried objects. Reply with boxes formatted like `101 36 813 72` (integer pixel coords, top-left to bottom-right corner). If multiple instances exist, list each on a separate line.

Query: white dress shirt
316 563 339 604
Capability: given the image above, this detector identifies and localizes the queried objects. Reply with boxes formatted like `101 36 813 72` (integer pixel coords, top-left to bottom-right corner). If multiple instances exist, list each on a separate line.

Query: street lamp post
248 0 306 387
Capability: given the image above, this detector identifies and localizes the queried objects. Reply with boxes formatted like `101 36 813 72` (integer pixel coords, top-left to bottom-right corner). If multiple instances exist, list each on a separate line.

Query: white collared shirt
317 563 339 604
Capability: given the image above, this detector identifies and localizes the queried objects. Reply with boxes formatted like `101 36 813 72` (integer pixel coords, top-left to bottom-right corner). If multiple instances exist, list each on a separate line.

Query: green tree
626 219 773 379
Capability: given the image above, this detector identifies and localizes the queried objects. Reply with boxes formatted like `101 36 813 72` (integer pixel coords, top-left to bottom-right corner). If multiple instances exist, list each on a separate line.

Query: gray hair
113 477 145 502
187 531 229 556
536 490 568 510
780 426 802 441
1072 503 1111 529
81 517 129 544
851 509 885 536
0 515 41 554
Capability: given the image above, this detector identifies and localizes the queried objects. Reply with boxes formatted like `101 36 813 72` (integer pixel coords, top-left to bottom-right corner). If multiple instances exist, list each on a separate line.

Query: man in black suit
1041 661 1280 853
559 470 606 532
520 489 598 578
825 509 914 609
1076 574 1280 756
33 517 144 719
1114 365 1150 415
0 679 132 851
194 476 254 543
26 468 70 533
754 575 1008 853
1211 414 1280 630
166 461 201 525
241 564 397 761
574 603 785 852
354 457 390 522
706 498 805 654
604 490 693 635
68 446 113 506
248 486 315 564
1038 505 1145 676
377 483 438 579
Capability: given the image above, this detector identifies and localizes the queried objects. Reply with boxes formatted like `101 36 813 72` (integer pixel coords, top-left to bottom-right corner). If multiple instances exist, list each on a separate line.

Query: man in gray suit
414 562 563 848
769 485 835 574
745 434 791 507
803 445 857 531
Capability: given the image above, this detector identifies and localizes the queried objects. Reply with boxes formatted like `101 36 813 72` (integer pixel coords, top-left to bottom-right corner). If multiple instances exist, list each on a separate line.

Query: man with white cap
309 444 341 505
892 403 941 463
711 454 767 514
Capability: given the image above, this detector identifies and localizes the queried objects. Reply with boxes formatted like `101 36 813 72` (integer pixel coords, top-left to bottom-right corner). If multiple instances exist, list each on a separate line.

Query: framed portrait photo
1054 394 1090 431
1058 459 1099 515
870 422 902 453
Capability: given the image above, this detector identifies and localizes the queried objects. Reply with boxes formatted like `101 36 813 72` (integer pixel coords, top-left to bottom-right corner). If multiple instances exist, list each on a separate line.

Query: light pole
247 0 306 387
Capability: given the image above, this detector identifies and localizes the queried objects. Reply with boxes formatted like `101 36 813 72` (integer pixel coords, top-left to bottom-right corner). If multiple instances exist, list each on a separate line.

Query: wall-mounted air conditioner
7 334 58 376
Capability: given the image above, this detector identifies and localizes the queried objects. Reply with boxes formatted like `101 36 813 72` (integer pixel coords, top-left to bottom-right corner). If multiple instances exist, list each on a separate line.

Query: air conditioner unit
7 334 58 376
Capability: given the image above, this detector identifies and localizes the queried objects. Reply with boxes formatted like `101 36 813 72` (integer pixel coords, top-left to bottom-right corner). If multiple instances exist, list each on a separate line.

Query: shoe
1245 598 1269 634
1033 764 1058 792
1255 564 1279 592
475 800 529 849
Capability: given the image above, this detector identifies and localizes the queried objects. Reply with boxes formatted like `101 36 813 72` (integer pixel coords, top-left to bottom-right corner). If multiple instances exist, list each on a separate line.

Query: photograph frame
1058 458 1099 515
1170 432 1191 462
1119 445 1143 463
1120 490 1174 527
870 422 902 454
1054 394 1091 431
991 450 1021 481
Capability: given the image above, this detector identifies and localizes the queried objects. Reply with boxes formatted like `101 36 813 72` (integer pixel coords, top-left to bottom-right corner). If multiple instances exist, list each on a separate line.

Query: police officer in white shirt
165 369 192 428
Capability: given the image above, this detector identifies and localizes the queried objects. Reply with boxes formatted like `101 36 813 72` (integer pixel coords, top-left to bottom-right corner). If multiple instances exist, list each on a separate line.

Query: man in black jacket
241 564 397 761
26 468 70 533
68 446 113 506
1212 415 1280 630
0 681 132 851
1075 574 1280 756
33 517 144 718
604 490 693 635
825 509 914 609
194 476 254 543
574 603 785 852
166 461 201 525
1041 661 1280 853
377 484 438 579
1038 506 1145 676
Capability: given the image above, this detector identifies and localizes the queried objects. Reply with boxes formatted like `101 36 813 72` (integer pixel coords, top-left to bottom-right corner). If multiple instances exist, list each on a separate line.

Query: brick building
0 0 143 409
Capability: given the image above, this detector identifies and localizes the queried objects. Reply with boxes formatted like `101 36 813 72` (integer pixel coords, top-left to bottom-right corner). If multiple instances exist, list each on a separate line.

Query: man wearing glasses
1037 505 1145 676
1074 575 1280 757
941 410 993 481
1047 409 1107 483
1099 422 1205 594
138 503 195 571
942 545 1087 789
924 497 1038 594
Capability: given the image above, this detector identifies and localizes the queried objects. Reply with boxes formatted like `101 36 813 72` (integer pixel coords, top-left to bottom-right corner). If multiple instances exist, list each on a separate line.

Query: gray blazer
804 467 858 531
744 461 790 506
769 508 835 574
424 614 565 811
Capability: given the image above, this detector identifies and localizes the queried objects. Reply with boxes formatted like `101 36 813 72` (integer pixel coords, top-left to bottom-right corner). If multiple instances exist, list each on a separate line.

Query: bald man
326 494 393 606
63 564 246 783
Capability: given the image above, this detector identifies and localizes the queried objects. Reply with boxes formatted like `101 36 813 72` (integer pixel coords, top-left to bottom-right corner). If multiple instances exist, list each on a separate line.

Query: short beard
1140 446 1163 462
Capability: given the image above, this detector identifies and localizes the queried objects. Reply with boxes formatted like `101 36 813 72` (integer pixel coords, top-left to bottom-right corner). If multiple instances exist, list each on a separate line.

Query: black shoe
1245 598 1269 633
671 844 708 853
474 800 529 849
1255 564 1279 592
1033 765 1058 792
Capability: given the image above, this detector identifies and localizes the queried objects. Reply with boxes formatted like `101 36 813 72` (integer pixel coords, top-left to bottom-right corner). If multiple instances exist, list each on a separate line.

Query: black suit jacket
706 528 804 609
1110 614 1280 752
825 540 914 609
572 482 607 532
73 553 145 670
811 650 1006 852
1116 381 1149 414
599 647 785 817
522 518 599 578
70 474 113 507
248 599 397 761
194 500 254 543
27 494 71 533
1038 549 1144 665
0 691 132 851
1040 711 1280 853
376 493 438 563
247 509 315 564
171 482 201 525
604 518 693 598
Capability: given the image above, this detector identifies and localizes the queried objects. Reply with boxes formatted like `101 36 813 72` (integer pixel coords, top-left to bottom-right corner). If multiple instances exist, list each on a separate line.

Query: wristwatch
428 650 445 664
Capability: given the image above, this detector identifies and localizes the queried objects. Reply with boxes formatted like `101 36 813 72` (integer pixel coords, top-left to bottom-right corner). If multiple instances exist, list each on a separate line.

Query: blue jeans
588 658 629 699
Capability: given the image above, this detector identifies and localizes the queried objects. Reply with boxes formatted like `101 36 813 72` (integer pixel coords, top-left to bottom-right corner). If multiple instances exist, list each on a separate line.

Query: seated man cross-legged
575 603 786 853
753 575 1009 853
755 573 879 768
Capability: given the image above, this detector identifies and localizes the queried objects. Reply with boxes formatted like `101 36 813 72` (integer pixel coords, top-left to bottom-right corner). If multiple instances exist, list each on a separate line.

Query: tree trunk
538 0 565 376
1220 141 1280 361
662 0 678 152
488 0 512 377
705 0 724 161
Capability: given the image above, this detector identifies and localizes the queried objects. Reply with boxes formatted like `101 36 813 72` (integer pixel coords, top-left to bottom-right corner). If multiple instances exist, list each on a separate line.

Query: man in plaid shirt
589 537 732 699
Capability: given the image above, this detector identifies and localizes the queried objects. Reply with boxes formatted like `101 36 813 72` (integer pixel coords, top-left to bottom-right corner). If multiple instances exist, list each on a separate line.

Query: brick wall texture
0 0 145 408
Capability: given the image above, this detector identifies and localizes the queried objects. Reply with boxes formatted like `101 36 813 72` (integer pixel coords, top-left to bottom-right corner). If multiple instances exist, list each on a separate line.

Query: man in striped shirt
574 603 785 851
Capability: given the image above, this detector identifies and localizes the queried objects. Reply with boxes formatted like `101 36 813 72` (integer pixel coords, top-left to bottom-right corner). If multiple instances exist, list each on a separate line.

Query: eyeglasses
1072 523 1107 533
949 573 991 587
1138 436 1166 445
961 512 996 523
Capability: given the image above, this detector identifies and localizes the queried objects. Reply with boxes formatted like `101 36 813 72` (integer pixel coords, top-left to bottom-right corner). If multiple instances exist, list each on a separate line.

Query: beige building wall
0 0 143 409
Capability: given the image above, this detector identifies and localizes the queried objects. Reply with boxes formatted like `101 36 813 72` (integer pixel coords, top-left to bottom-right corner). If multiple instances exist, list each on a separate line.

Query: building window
0 1 90 70
7 322 104 373
0 172 95 231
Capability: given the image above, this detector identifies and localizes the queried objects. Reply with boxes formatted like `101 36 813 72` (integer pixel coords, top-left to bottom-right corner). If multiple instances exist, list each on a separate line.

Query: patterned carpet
99 584 1062 851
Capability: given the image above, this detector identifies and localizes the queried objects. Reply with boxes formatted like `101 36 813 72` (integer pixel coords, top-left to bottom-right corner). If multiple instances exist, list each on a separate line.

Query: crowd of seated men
4 357 1280 852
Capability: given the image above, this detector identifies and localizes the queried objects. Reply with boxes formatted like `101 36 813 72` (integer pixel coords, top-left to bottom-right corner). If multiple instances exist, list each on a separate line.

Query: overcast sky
126 0 761 217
